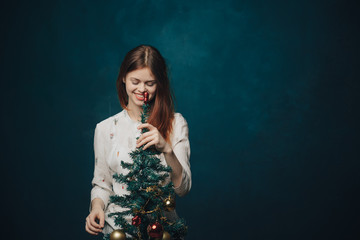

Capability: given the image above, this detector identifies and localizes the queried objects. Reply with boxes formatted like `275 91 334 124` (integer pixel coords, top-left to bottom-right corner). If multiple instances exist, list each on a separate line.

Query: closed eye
146 82 156 86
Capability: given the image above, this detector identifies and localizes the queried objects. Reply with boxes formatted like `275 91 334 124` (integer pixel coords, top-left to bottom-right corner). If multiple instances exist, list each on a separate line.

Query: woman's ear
122 77 126 83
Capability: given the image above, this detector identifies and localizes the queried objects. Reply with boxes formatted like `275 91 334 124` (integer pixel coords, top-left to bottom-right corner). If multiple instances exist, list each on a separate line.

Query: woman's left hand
137 123 172 153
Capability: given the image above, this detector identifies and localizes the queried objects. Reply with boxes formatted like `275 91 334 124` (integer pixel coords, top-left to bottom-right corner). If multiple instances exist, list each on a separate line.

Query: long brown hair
116 45 175 142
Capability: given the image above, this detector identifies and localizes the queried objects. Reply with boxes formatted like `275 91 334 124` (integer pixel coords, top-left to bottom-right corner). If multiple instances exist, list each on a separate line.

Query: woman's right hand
85 207 105 235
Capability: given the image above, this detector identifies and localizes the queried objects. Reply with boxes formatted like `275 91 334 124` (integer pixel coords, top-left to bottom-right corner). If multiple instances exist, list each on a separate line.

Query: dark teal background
1 0 359 239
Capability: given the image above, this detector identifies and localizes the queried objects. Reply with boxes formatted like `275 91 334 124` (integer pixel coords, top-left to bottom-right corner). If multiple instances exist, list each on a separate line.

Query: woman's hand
137 123 171 153
85 207 104 235
137 123 184 188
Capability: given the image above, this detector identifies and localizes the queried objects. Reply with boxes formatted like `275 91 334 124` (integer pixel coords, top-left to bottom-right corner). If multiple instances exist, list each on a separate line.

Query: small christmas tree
104 94 187 240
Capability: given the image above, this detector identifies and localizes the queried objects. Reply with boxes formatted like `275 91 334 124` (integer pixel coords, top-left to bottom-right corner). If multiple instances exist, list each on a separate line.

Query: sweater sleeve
89 123 113 212
172 114 192 197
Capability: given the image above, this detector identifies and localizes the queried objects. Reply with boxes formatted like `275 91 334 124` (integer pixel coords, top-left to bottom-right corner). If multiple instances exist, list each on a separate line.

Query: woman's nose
139 83 146 92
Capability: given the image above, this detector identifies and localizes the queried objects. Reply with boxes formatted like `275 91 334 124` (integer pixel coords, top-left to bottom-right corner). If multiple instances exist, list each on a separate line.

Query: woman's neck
126 105 142 122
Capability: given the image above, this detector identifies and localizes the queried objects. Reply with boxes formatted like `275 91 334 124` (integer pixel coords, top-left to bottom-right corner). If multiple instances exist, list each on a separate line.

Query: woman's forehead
127 67 155 81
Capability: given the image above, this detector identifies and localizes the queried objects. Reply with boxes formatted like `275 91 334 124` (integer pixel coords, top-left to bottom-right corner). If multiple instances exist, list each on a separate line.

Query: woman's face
123 67 157 109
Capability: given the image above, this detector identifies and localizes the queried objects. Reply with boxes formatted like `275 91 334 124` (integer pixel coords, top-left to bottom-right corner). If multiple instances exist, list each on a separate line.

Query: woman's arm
86 123 113 235
163 148 183 188
89 123 113 211
168 114 191 196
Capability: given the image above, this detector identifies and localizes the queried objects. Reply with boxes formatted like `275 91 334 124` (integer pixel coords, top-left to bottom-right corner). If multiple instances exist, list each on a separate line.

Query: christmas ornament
132 215 141 226
144 91 149 103
110 229 126 240
147 222 164 238
163 195 176 211
162 231 171 240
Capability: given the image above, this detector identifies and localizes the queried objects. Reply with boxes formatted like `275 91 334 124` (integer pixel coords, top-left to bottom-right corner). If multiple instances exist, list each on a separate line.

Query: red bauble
132 215 141 226
144 92 149 103
147 222 163 238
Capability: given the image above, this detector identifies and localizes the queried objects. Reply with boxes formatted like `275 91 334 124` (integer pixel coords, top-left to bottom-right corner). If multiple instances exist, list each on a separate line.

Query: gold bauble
162 231 171 240
163 195 176 211
110 229 126 240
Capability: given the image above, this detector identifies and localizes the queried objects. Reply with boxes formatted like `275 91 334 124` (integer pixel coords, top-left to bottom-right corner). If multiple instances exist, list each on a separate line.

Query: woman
85 45 191 237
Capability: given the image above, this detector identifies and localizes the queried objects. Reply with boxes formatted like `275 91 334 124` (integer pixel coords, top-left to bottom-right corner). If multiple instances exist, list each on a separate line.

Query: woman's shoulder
171 112 189 142
173 112 188 127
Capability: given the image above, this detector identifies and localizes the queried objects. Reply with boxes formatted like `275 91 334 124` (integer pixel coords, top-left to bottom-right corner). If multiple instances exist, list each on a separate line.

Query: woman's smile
134 92 144 101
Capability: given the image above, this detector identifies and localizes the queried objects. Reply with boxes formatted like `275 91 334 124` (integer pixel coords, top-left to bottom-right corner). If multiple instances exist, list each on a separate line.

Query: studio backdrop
1 0 359 239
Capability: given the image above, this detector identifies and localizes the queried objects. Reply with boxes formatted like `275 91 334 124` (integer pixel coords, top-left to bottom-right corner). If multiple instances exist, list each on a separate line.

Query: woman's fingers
89 222 102 233
143 139 157 150
137 135 156 148
85 225 96 235
85 222 99 235
85 205 105 235
136 123 165 151
137 123 155 131
86 216 101 235
136 131 152 144
99 212 105 228
89 214 101 229
88 214 103 234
